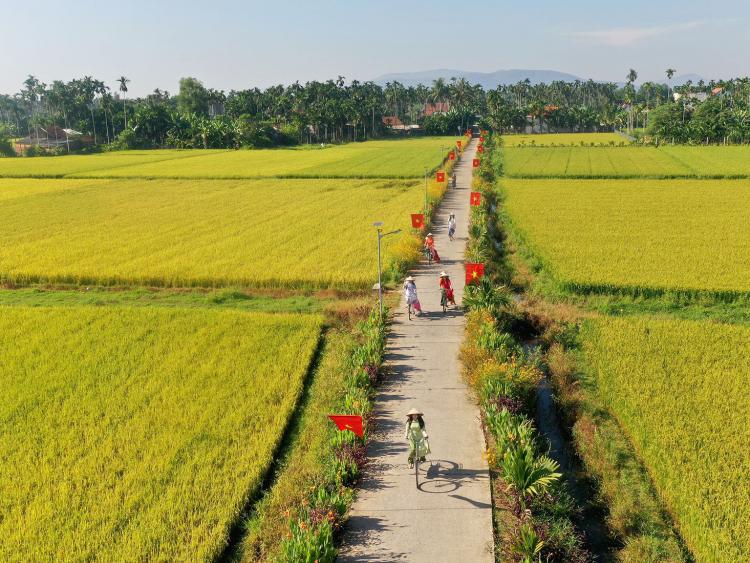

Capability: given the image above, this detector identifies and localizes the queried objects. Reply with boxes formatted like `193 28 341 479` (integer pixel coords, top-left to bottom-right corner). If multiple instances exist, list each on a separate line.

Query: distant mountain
372 69 583 89
671 73 706 85
372 69 710 89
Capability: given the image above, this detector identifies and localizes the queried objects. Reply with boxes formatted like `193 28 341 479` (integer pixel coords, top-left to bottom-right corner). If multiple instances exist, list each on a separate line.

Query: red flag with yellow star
477 144 484 154
479 136 485 142
472 158 480 168
328 415 364 437
456 139 462 149
448 150 455 161
436 171 445 182
470 192 481 206
411 213 425 229
465 263 485 285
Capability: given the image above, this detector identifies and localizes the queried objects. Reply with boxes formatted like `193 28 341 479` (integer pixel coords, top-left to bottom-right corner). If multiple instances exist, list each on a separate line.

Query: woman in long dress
439 271 456 307
404 408 430 468
403 276 422 316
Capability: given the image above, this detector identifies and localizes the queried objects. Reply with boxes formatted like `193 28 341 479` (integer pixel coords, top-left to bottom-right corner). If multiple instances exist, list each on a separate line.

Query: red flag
470 191 481 206
465 263 485 285
436 171 445 183
411 213 425 229
456 139 462 149
448 151 455 161
472 158 480 168
328 415 364 437
479 136 484 142
477 144 484 153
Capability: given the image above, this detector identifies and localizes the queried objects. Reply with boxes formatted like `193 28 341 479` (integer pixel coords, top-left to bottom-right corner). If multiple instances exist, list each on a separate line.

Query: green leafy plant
502 448 561 509
515 523 544 563
463 277 512 315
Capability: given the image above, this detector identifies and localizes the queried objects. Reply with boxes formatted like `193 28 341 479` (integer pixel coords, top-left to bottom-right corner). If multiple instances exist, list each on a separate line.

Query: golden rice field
502 178 750 295
0 177 424 289
504 145 750 178
0 306 322 561
501 132 628 146
0 137 458 179
0 149 220 178
581 316 750 561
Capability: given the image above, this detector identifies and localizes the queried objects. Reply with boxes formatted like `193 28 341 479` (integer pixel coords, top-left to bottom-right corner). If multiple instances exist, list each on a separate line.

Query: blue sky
2 0 748 96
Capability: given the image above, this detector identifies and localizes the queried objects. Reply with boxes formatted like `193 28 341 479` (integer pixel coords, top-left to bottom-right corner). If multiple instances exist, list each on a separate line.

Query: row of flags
329 137 489 437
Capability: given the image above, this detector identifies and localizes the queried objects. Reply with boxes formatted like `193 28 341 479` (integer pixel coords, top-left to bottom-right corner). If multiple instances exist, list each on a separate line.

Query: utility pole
373 222 402 317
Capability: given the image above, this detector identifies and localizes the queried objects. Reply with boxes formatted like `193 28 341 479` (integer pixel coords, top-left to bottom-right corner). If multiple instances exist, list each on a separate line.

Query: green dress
405 420 430 462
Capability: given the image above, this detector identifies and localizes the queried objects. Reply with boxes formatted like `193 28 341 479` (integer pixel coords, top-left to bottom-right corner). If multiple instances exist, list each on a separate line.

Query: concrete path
339 139 494 562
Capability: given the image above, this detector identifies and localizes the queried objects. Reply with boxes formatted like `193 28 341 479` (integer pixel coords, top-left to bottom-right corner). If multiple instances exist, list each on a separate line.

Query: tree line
1 70 749 154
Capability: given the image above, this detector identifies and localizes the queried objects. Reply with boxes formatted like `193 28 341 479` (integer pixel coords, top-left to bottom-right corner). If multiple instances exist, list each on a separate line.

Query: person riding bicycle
439 271 456 307
424 233 441 263
405 408 430 468
403 276 422 316
447 214 456 242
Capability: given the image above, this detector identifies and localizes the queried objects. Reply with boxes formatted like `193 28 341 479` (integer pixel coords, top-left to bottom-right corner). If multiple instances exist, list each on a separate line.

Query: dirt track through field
338 139 493 562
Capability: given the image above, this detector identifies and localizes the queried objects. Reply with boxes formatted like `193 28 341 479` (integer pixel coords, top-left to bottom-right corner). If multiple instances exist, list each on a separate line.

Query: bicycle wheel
414 456 419 487
408 303 412 320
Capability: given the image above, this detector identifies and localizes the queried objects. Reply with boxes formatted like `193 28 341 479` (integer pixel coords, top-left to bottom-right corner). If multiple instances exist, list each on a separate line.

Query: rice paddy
502 178 750 296
503 145 750 178
0 137 459 179
581 316 750 561
0 177 422 289
501 132 628 146
0 306 322 561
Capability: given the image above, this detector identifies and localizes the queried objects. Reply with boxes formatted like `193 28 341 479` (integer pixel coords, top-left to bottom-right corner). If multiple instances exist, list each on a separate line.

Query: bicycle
440 288 448 313
415 449 420 487
423 245 433 265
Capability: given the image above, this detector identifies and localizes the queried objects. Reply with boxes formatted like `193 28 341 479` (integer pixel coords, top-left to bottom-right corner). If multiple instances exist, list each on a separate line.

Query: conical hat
439 271 449 277
406 408 423 417
405 276 415 282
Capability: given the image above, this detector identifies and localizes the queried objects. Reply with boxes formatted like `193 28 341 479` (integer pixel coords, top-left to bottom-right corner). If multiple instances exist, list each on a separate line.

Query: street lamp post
424 167 428 216
373 222 402 317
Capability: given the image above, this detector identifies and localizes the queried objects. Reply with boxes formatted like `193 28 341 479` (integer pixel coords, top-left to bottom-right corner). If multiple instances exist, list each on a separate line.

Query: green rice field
502 132 628 146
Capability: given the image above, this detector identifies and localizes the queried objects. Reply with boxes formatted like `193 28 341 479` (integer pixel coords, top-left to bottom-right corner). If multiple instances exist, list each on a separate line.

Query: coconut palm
666 68 677 101
118 76 130 130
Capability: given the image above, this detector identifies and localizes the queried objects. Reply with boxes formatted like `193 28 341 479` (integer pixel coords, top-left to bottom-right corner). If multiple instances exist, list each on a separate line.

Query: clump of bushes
461 134 588 561
277 307 387 562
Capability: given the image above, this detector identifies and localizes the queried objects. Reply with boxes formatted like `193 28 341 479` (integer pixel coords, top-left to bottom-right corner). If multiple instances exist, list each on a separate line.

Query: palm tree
428 78 450 110
117 76 130 130
626 69 638 133
666 68 676 102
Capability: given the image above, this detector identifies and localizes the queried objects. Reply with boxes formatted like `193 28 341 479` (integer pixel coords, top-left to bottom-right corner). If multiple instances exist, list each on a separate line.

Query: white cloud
567 21 703 47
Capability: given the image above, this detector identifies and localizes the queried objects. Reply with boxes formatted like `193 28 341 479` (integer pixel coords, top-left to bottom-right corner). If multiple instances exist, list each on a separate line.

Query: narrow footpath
339 139 493 562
